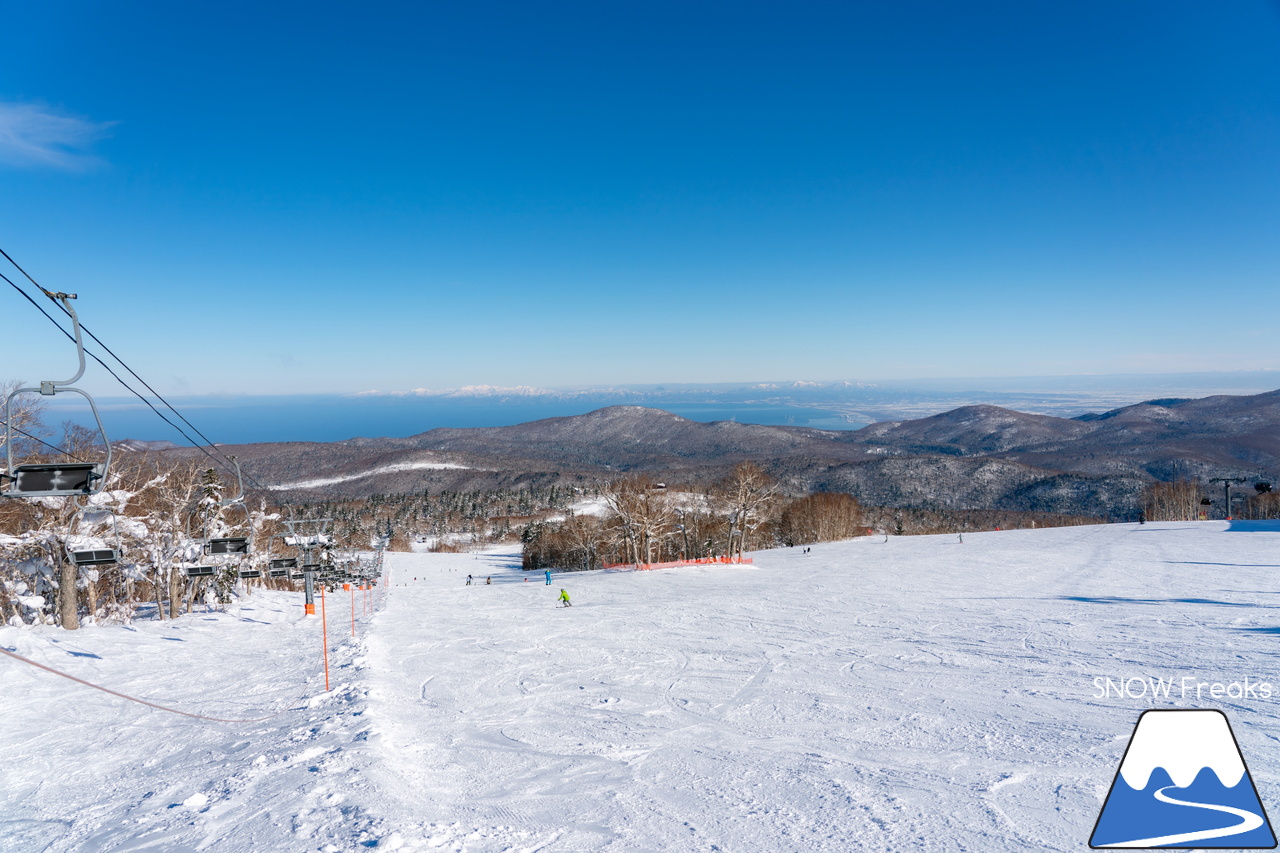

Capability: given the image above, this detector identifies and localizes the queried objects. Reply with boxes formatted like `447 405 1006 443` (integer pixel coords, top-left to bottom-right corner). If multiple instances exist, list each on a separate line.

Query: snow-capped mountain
1119 711 1246 790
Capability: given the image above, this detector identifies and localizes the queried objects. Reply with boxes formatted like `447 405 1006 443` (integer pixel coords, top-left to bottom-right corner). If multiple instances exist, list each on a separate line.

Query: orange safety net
603 556 754 571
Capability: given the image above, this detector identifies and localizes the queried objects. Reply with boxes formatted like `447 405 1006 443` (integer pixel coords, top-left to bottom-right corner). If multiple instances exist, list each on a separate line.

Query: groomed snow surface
4 521 1280 851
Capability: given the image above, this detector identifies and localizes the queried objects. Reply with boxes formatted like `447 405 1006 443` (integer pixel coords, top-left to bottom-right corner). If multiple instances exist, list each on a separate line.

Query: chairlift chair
66 502 122 567
184 565 215 577
202 458 253 556
7 463 104 497
71 549 118 567
262 533 300 578
265 533 297 566
238 568 262 579
208 536 250 555
1 293 112 499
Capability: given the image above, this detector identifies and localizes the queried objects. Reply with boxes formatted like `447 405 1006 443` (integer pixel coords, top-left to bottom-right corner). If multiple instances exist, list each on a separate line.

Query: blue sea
73 395 863 445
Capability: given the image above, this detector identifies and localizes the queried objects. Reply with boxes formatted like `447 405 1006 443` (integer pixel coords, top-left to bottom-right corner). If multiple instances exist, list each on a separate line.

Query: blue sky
3 1 1280 400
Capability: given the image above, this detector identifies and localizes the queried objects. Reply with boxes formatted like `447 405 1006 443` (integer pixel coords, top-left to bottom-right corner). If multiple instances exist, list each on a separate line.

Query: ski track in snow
3 521 1280 851
265 461 469 491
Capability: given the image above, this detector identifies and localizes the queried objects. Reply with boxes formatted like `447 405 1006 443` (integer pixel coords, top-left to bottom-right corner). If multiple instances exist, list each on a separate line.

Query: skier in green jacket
558 588 572 607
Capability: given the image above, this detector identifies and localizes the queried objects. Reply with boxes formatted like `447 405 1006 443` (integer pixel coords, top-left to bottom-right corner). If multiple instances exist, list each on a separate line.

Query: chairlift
2 293 112 498
66 502 122 567
8 463 101 496
70 549 118 567
265 532 297 565
261 535 299 578
238 568 262 579
184 565 215 577
202 457 254 556
208 536 249 555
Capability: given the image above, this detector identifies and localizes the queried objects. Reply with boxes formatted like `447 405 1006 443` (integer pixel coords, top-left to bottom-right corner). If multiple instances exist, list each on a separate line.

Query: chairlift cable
0 417 85 461
0 265 261 489
45 298 270 492
0 252 255 485
0 246 48 295
2 267 227 472
1 255 256 485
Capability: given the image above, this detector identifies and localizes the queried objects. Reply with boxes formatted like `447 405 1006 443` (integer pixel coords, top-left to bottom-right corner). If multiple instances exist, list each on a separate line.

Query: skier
486 576 491 585
545 570 552 585
558 588 572 607
466 575 473 586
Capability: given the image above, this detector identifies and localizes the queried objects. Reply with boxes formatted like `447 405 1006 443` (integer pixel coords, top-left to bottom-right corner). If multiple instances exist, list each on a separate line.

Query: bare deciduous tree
778 492 863 545
603 475 674 565
0 379 49 462
714 462 777 560
1141 481 1202 522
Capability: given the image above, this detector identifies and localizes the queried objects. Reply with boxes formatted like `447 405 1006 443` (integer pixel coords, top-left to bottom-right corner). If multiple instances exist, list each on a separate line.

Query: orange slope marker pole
320 584 330 692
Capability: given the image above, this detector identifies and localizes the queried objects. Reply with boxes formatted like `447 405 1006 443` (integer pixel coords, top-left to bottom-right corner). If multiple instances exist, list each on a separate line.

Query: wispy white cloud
0 101 114 170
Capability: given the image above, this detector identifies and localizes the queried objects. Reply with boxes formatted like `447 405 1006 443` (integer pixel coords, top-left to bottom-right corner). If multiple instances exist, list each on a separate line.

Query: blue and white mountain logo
1090 709 1276 848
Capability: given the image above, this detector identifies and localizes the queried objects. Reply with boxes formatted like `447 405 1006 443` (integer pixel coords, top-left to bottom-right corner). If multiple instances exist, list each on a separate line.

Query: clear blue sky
3 1 1279 397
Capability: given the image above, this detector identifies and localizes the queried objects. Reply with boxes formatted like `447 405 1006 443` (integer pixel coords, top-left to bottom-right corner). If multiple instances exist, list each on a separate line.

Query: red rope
0 645 296 723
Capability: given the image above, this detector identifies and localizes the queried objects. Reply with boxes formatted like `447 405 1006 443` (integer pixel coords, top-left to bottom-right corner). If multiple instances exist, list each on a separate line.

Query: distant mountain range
144 388 1280 519
94 371 1280 444
346 373 1280 429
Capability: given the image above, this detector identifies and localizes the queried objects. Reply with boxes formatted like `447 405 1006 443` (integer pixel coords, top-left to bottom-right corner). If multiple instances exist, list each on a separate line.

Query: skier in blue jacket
545 570 552 585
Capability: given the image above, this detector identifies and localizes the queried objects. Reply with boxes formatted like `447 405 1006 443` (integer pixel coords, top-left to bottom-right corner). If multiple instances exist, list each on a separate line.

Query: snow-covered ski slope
4 521 1280 852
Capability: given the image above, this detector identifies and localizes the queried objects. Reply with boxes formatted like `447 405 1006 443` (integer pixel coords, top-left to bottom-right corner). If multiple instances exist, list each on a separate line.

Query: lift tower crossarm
1209 476 1248 520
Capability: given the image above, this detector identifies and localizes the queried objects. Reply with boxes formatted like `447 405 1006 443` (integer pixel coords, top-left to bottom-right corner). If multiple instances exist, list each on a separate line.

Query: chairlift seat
268 567 290 578
184 566 215 577
70 548 118 567
4 297 113 502
238 569 262 579
269 557 297 570
207 537 249 555
3 462 102 497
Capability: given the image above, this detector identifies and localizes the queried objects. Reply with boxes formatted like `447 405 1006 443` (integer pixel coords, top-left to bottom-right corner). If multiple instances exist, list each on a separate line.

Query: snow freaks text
1093 676 1275 701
